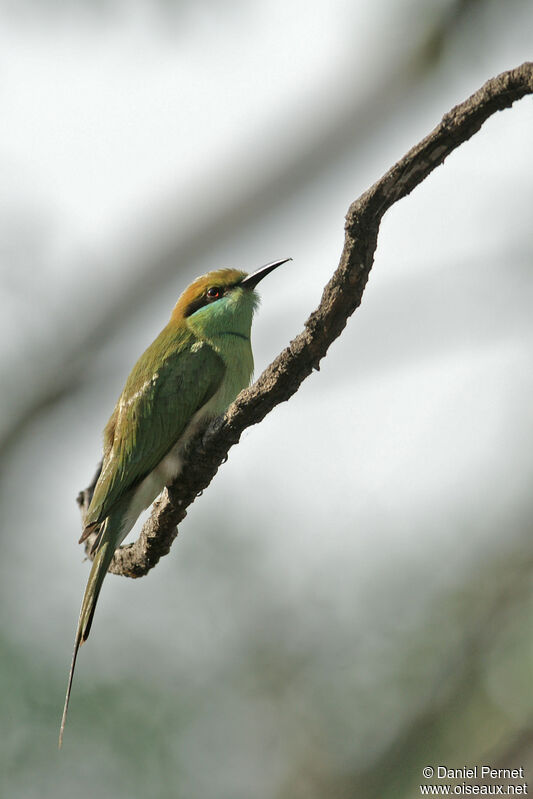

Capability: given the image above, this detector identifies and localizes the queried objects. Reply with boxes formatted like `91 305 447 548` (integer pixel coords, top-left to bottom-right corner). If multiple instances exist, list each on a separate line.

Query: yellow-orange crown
171 268 247 321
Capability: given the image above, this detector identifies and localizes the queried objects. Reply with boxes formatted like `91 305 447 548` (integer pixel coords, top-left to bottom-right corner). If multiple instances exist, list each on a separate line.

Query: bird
59 257 290 747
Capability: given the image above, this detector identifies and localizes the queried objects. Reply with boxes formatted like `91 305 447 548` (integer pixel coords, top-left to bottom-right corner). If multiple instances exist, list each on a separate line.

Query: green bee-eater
59 258 290 747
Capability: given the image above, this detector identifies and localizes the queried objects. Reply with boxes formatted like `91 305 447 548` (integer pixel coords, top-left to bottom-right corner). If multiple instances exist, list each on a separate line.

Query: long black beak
240 258 291 290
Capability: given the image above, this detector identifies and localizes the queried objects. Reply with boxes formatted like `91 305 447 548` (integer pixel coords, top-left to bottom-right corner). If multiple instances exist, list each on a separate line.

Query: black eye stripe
183 285 227 317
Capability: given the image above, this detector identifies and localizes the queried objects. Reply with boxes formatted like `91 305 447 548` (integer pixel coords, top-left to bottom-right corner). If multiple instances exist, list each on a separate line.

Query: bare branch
78 62 533 578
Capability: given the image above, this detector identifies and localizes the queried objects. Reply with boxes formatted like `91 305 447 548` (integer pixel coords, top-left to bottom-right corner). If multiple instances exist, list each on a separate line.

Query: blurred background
1 1 533 797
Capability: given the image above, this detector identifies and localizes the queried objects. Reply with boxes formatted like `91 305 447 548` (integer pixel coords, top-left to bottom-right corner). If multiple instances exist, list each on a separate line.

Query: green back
86 324 225 527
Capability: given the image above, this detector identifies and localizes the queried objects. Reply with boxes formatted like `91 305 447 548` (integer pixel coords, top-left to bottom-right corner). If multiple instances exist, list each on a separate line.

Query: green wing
85 326 225 527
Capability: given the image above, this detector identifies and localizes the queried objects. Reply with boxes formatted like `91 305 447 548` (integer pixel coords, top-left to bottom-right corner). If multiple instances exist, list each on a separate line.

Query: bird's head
171 259 290 339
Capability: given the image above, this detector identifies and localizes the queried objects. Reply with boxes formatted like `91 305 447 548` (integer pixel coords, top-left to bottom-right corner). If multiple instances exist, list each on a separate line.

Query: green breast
205 332 254 414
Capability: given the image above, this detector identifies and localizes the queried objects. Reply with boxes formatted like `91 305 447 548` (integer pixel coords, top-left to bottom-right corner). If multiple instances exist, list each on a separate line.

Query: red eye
206 286 221 300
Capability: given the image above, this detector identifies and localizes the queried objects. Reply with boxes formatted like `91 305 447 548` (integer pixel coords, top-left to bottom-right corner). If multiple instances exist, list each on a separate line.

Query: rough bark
77 62 533 578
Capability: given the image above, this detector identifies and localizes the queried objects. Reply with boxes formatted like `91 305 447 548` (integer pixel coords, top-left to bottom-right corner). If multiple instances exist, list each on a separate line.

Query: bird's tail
59 518 118 748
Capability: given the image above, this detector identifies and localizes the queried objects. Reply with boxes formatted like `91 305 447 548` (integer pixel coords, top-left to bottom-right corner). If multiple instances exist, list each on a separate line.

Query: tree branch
78 62 533 578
